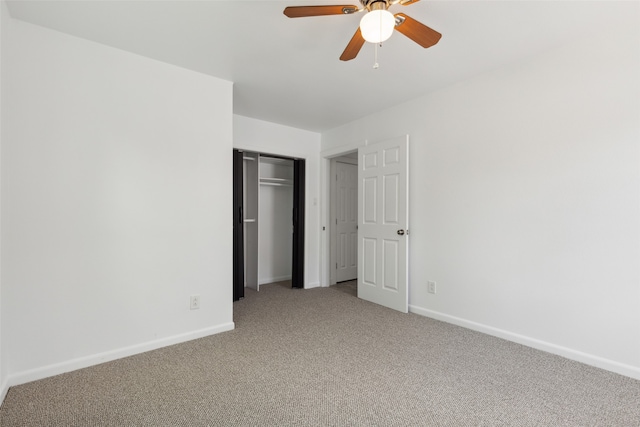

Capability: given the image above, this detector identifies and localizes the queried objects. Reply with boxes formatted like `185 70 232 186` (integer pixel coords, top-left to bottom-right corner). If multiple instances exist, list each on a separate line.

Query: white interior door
336 161 358 282
358 136 409 313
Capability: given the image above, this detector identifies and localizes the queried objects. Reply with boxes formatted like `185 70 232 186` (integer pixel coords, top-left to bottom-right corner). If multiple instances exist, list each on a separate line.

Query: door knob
397 229 405 235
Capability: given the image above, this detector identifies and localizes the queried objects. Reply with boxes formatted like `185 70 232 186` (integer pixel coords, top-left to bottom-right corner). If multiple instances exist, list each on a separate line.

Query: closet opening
232 149 305 301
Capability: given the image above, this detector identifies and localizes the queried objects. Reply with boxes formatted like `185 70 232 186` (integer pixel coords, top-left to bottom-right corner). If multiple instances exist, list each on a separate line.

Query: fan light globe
359 10 395 43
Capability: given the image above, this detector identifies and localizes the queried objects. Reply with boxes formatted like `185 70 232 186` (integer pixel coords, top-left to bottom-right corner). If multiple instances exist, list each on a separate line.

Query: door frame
320 142 364 287
233 148 306 300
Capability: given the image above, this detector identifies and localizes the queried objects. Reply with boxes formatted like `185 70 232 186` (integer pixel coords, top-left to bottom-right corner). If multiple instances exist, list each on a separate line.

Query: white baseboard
409 305 640 381
305 281 320 289
6 322 235 390
0 377 8 406
259 275 291 285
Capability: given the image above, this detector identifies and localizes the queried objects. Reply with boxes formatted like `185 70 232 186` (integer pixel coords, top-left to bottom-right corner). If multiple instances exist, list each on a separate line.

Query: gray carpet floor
1 280 639 426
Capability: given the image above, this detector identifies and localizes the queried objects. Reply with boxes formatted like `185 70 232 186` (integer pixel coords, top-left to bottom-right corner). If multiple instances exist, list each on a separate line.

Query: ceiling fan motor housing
361 0 390 12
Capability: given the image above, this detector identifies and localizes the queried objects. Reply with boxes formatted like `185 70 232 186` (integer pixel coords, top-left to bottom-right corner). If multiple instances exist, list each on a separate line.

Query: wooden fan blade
399 0 420 5
284 5 358 18
340 28 366 61
394 13 442 48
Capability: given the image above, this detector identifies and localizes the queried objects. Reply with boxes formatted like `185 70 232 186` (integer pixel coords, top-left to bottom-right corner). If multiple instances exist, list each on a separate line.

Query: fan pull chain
373 10 383 69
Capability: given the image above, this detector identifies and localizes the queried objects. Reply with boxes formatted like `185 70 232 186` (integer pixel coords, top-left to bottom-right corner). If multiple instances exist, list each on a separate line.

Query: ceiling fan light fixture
359 10 395 43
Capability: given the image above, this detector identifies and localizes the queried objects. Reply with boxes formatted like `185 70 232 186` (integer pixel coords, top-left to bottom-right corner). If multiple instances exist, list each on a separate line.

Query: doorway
330 152 358 284
233 149 305 301
322 136 410 313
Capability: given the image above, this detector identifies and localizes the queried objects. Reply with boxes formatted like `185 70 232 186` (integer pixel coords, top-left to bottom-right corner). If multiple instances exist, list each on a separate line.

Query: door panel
336 161 358 282
363 177 377 223
383 174 399 223
243 153 259 291
232 149 245 301
383 239 399 290
362 238 377 285
291 159 305 289
358 136 409 313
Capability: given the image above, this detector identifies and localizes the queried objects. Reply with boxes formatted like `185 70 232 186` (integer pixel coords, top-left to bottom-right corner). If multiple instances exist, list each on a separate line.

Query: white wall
258 184 293 284
1 16 234 387
258 161 294 284
234 115 321 288
322 6 640 379
0 0 5 403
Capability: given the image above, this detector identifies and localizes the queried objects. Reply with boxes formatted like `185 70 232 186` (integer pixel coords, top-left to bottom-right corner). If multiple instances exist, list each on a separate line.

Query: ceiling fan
283 0 442 61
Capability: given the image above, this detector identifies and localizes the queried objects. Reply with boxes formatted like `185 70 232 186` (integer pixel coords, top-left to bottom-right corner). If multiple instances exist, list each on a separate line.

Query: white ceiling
5 0 627 132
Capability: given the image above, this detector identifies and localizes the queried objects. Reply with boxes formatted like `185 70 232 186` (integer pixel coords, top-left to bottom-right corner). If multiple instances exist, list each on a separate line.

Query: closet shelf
259 177 293 187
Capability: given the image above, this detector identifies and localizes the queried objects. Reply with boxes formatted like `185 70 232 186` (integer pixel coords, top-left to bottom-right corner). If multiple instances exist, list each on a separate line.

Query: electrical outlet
190 295 200 310
427 281 437 294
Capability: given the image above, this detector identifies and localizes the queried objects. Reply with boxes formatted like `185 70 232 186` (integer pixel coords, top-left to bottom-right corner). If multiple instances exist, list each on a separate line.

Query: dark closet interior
233 149 305 301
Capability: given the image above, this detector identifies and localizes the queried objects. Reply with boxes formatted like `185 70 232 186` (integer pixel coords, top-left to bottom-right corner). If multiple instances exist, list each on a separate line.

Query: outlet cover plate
427 281 436 294
190 295 200 310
